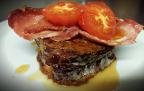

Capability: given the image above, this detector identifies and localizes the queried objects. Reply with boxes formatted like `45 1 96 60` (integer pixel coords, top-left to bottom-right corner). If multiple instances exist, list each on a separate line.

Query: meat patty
35 37 116 86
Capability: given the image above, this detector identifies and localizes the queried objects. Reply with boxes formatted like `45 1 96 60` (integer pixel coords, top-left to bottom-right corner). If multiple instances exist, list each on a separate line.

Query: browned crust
36 37 115 86
38 54 116 86
36 37 113 65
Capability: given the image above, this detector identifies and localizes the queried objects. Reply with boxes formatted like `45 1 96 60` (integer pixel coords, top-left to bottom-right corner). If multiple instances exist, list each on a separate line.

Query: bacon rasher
8 7 143 46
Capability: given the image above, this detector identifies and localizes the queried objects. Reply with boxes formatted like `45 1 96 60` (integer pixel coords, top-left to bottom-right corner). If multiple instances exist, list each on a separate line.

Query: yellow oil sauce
16 64 30 74
28 60 119 91
28 71 46 80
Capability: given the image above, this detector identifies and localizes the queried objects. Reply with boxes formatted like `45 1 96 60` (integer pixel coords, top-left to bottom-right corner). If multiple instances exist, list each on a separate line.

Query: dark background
0 0 144 24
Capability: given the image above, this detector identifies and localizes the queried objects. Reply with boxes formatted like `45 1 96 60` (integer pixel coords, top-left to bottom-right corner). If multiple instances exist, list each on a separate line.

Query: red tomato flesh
42 2 82 26
79 2 117 40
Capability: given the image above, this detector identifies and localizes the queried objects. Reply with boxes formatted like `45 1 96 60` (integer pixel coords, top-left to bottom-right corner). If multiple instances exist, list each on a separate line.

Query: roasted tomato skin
79 2 117 40
42 2 82 26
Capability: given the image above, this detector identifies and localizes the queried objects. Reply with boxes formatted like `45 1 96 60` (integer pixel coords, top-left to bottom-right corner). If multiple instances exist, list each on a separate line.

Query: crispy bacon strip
8 7 66 40
51 27 80 41
32 27 80 41
8 7 143 46
80 19 143 46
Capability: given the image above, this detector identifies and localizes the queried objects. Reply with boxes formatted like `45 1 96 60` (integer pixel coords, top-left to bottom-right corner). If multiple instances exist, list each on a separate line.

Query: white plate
0 20 144 91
